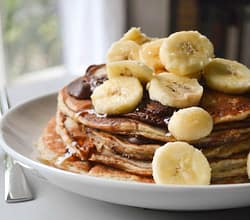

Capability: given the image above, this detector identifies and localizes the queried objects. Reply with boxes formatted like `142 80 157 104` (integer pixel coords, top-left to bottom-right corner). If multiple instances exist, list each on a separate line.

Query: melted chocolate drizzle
67 64 107 100
124 92 177 128
67 64 177 128
67 79 91 100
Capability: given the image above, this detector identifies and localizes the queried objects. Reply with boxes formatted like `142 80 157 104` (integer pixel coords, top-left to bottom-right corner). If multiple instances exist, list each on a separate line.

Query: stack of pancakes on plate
37 64 250 184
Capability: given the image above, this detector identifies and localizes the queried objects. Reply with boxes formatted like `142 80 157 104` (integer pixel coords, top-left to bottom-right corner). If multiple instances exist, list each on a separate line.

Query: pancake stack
38 29 250 185
37 64 250 184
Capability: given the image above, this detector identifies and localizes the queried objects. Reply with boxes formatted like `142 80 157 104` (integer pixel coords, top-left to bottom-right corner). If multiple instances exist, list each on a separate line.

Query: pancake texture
37 118 90 173
38 117 153 183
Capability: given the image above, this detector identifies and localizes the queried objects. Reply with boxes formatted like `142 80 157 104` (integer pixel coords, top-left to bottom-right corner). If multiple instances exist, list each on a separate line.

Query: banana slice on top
159 31 214 76
152 142 211 185
168 107 213 141
139 39 165 72
106 40 140 62
91 76 143 115
121 27 151 45
247 152 250 180
107 60 153 84
203 58 250 94
147 72 203 108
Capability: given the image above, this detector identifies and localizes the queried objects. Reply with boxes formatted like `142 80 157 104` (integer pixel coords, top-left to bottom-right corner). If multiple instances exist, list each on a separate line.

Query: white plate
1 93 250 210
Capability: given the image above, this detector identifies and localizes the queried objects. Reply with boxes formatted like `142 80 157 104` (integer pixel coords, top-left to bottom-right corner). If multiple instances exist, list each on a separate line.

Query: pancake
88 129 160 161
56 111 153 176
192 127 250 148
56 110 160 161
55 111 95 160
211 157 247 176
203 138 250 159
56 115 154 177
201 89 250 124
89 152 152 176
88 165 154 183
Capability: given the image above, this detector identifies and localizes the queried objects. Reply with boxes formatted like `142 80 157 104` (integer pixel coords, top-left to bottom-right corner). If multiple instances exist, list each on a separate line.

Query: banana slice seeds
147 72 203 108
91 76 143 115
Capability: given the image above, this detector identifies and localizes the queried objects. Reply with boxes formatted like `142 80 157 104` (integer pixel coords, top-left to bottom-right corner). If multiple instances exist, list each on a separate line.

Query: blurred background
0 0 249 84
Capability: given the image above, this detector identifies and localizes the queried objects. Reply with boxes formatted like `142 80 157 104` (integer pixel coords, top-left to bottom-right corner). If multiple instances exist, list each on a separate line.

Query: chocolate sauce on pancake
67 79 91 99
125 92 177 127
85 64 108 92
67 64 177 127
67 64 107 100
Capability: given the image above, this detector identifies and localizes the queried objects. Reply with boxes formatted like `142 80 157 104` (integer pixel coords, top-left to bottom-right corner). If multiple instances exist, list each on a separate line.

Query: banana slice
168 107 213 141
146 72 203 108
203 58 250 94
152 142 211 185
121 27 151 45
139 39 165 72
247 152 250 179
159 31 214 76
91 76 143 115
107 60 153 84
106 40 140 62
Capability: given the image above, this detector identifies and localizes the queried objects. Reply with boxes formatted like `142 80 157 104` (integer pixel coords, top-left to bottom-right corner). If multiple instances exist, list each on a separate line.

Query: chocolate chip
67 79 91 99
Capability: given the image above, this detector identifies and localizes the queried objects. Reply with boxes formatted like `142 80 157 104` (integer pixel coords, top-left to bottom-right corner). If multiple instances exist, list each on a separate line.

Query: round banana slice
247 152 250 179
168 107 213 141
106 40 140 62
159 31 214 76
203 58 250 94
91 76 143 115
139 39 165 72
152 142 211 185
121 27 151 45
107 60 153 84
146 72 203 108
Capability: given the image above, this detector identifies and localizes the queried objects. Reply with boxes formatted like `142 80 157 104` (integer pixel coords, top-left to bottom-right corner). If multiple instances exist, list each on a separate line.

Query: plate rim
1 91 250 191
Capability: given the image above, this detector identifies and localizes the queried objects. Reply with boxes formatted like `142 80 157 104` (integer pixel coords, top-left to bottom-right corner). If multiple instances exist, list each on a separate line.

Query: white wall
59 0 126 75
127 0 170 37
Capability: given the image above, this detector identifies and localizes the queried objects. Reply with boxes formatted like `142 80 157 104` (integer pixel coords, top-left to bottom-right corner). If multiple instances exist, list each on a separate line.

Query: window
0 0 62 82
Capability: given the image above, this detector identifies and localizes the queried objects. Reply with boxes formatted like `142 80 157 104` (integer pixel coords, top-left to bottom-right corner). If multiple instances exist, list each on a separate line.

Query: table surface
1 74 250 220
